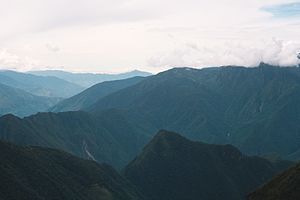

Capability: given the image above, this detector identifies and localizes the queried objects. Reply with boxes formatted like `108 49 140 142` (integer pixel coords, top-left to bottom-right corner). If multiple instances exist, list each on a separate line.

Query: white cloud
0 49 40 71
0 0 299 72
148 38 300 68
45 43 60 53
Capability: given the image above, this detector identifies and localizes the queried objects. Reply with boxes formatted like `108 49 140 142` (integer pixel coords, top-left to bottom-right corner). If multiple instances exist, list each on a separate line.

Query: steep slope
248 162 300 200
88 64 300 160
29 70 152 87
0 70 83 97
51 77 145 112
124 130 292 200
0 111 151 169
0 83 60 117
0 140 145 200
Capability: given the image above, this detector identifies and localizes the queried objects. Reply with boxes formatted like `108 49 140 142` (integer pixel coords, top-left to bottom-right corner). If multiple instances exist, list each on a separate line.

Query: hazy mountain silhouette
0 70 83 98
29 69 152 87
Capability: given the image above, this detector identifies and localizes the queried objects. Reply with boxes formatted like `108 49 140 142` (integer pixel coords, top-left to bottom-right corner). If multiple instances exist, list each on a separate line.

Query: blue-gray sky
0 0 299 73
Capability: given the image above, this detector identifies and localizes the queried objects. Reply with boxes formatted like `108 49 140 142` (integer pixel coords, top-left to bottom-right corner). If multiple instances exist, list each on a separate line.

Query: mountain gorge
124 130 292 200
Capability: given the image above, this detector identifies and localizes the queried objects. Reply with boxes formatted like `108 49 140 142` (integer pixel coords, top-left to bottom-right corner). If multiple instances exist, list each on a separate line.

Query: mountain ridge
29 69 152 87
50 76 146 112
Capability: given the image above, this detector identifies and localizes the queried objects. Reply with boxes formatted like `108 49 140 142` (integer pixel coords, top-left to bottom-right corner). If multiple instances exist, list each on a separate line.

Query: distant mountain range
0 140 145 200
0 83 60 117
124 130 292 200
0 69 151 117
248 162 300 200
29 69 152 87
0 70 83 98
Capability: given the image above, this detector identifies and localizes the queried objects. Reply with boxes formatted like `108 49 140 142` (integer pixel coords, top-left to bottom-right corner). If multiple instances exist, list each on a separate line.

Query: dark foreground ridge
0 140 145 200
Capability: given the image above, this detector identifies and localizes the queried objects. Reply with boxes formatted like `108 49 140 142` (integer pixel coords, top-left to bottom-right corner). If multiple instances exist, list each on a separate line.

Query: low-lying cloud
0 49 39 71
148 38 300 68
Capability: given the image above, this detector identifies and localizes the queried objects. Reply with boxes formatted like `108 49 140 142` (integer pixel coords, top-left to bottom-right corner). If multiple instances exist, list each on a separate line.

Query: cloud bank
0 0 299 72
148 38 300 69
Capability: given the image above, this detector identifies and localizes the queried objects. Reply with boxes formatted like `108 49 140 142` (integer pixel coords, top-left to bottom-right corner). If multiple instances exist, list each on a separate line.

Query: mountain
87 64 300 160
0 111 151 169
124 130 292 200
0 83 60 117
50 77 145 112
0 140 145 200
248 162 300 200
0 70 83 98
29 70 152 87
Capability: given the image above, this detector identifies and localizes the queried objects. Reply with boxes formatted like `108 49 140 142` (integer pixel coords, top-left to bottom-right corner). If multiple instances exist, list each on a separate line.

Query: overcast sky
0 0 299 73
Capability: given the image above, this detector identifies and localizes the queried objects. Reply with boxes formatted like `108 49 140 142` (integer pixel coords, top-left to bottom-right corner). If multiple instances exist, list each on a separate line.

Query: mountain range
29 70 152 87
0 140 145 200
1 64 300 167
124 130 292 200
0 70 83 98
85 64 300 161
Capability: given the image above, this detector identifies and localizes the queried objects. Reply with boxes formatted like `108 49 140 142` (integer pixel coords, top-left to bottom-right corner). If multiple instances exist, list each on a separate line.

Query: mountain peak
124 130 291 200
142 130 192 155
154 129 186 141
